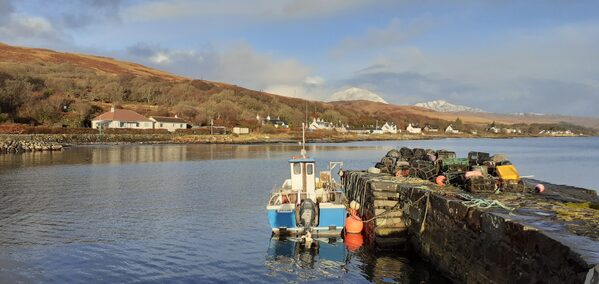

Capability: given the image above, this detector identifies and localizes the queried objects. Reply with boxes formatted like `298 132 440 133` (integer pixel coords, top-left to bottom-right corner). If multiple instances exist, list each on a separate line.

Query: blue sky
1 0 598 117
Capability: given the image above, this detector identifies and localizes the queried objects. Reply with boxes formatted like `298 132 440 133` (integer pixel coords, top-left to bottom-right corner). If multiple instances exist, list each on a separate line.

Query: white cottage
150 115 188 132
91 106 153 130
406 123 422 134
381 122 398 134
445 125 460 134
308 118 334 131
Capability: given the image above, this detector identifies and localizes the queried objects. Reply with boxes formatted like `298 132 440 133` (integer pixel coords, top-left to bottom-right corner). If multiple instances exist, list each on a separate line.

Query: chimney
110 105 115 112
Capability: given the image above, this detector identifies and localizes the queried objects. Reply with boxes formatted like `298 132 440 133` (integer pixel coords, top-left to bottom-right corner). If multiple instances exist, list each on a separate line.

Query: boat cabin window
306 163 314 175
293 163 301 175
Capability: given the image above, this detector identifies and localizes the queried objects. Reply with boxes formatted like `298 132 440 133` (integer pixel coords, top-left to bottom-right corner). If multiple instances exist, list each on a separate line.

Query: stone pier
342 171 599 284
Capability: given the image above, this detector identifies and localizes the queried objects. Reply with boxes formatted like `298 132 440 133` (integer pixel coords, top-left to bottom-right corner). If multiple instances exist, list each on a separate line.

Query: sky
1 0 598 117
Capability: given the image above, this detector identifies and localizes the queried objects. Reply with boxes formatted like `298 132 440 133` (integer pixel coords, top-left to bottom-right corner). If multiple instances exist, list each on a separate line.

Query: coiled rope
457 193 515 212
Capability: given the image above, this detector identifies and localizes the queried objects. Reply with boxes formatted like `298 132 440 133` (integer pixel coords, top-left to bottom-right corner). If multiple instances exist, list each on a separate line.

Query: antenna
304 100 308 127
301 122 306 157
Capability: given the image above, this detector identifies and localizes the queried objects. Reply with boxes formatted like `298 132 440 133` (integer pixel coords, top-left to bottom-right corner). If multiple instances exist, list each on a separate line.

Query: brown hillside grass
1 42 597 131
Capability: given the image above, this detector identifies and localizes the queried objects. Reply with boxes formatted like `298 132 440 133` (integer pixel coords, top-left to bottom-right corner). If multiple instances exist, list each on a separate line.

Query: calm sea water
0 137 597 283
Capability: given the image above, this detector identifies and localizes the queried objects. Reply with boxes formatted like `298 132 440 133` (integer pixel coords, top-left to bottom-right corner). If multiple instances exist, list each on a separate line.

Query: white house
150 115 188 132
258 115 288 128
503 128 522 134
488 126 501 133
92 106 153 130
445 125 460 134
308 118 334 131
381 122 398 134
406 123 422 134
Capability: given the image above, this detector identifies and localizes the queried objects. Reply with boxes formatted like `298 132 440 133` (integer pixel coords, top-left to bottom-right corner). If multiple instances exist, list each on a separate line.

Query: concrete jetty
341 149 599 283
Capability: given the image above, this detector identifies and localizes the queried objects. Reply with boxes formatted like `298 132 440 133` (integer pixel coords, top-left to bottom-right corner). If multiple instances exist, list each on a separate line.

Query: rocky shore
0 140 63 154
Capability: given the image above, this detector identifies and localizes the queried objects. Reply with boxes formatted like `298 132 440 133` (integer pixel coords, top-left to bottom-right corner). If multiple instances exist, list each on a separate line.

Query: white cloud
343 22 599 116
126 42 314 94
332 18 430 57
0 13 68 47
304 76 324 86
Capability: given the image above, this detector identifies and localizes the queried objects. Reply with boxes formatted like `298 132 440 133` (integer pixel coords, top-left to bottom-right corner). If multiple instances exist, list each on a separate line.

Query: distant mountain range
414 100 486 113
329 87 388 104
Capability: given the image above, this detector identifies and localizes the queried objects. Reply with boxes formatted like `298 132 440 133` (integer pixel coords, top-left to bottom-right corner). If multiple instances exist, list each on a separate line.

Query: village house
91 106 153 130
308 118 334 131
423 125 439 132
539 129 574 136
487 126 501 133
381 122 398 134
445 124 460 134
503 128 522 134
406 123 422 134
150 115 188 132
257 115 288 128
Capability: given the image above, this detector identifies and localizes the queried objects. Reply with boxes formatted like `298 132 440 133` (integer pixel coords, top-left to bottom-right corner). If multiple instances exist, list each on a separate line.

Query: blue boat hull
267 203 346 236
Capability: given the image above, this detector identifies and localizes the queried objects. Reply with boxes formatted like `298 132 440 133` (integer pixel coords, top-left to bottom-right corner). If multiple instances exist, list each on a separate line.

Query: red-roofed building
91 106 154 130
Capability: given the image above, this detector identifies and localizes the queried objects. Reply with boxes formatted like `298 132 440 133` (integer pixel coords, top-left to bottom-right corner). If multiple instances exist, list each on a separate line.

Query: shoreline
0 132 593 150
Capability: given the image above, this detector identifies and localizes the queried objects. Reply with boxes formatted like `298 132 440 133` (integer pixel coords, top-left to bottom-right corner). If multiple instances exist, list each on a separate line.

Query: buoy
435 175 447 186
344 232 364 252
395 168 409 177
350 200 360 211
345 212 363 234
535 184 545 193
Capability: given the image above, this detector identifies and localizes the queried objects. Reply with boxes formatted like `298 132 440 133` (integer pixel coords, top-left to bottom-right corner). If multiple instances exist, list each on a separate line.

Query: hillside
0 42 597 132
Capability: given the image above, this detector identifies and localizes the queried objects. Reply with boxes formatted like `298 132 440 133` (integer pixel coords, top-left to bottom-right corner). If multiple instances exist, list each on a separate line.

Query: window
293 163 301 175
306 163 314 175
160 123 163 127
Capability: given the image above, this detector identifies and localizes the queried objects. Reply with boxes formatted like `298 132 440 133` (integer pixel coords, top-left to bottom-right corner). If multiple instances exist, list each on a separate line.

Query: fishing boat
266 124 347 237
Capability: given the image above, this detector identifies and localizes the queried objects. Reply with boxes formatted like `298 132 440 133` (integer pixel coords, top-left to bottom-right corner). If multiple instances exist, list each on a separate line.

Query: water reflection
266 237 349 279
265 237 450 283
0 143 384 169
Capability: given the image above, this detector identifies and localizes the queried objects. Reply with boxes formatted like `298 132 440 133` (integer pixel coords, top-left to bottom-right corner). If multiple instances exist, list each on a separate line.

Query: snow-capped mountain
329 87 388 104
414 100 486 113
511 112 545 116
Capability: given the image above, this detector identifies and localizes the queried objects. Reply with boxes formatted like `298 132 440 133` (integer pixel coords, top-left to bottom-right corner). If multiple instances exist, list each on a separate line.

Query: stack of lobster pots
374 147 525 194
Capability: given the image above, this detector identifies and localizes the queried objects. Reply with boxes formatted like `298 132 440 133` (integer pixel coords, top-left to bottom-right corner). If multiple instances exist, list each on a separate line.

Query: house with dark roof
257 115 288 128
150 115 188 132
91 106 153 130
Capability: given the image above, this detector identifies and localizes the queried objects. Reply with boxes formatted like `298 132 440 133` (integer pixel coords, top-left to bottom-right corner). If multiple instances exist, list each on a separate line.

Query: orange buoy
344 232 364 252
435 175 447 186
535 183 545 193
345 212 363 234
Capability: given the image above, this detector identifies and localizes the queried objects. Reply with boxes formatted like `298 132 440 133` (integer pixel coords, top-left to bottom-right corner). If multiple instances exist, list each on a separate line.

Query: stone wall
342 171 599 284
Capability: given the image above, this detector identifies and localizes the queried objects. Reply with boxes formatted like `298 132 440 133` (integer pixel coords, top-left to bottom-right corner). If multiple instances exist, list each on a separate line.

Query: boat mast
301 122 306 157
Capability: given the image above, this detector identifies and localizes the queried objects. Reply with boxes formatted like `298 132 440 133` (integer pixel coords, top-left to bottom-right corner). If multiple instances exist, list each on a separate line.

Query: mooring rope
457 193 515 212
